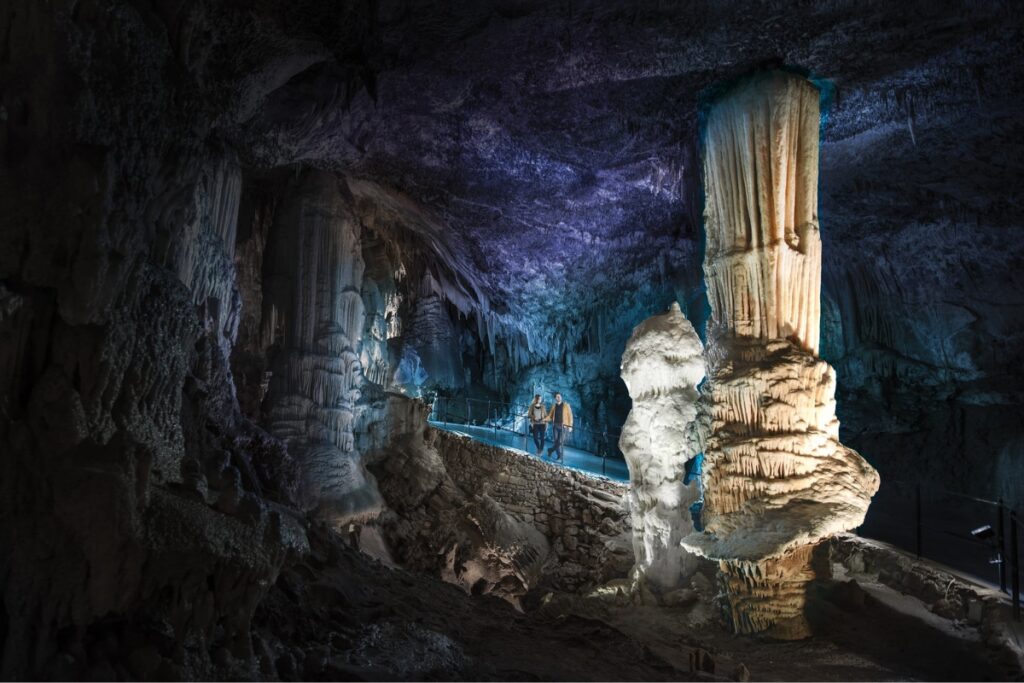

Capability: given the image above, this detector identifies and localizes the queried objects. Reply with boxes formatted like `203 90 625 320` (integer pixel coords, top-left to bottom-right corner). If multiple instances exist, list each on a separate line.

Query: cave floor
540 575 1014 682
253 524 690 681
250 526 1015 682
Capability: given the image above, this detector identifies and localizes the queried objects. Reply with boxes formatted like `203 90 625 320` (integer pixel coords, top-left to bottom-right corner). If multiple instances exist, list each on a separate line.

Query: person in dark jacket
527 394 547 455
545 392 573 461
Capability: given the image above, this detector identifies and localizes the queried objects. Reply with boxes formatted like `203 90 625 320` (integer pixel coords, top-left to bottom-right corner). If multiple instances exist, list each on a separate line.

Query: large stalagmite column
619 303 704 594
262 171 382 524
682 70 879 639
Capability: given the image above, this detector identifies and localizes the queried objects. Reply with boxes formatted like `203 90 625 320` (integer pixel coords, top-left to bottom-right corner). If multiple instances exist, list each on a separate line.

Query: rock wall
814 48 1024 510
829 535 1024 676
821 238 1024 510
0 3 319 676
428 428 634 593
370 397 633 603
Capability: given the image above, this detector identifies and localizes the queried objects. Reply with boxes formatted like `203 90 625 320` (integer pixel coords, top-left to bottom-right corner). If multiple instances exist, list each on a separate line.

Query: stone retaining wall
830 534 1024 676
425 427 632 592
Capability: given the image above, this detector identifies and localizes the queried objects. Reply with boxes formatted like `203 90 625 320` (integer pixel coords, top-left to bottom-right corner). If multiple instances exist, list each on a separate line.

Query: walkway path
428 421 630 482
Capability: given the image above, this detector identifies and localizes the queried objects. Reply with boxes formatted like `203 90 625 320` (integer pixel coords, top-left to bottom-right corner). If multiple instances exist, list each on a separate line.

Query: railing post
1011 510 1020 622
998 498 1007 593
601 431 607 476
915 483 923 560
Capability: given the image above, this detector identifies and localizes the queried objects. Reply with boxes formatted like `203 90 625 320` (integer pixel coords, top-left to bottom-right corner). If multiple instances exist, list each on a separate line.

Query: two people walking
527 392 574 462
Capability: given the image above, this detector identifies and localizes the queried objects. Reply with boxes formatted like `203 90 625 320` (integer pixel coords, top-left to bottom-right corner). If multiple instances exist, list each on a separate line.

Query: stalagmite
262 171 382 523
619 302 704 593
682 70 880 639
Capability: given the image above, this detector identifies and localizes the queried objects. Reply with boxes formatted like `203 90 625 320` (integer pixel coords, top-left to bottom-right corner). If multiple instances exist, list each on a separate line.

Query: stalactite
208 157 242 252
683 70 879 639
171 157 245 353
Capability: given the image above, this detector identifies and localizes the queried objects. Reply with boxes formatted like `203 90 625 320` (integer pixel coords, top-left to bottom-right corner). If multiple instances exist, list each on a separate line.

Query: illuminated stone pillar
263 171 382 524
619 303 704 594
682 70 879 639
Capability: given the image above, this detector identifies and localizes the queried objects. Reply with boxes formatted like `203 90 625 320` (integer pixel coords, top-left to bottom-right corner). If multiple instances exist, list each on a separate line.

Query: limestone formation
700 70 823 357
370 396 549 606
682 70 880 638
3 1 1022 679
619 302 705 593
262 171 382 523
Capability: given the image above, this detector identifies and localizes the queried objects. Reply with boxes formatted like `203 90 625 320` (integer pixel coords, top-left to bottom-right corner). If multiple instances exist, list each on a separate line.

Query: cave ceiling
190 0 1024 337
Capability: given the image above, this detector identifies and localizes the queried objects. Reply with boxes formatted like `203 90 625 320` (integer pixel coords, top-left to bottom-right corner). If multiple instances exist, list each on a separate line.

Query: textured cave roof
214 0 1024 337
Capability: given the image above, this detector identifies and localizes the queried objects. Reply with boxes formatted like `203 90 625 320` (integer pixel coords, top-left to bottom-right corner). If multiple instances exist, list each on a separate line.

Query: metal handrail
860 479 1021 621
882 478 1023 518
428 395 623 454
428 395 625 476
456 395 621 439
1013 509 1021 621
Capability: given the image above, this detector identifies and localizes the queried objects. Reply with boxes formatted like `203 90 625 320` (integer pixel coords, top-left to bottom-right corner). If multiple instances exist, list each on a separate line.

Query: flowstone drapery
619 303 705 593
682 70 879 639
262 171 382 523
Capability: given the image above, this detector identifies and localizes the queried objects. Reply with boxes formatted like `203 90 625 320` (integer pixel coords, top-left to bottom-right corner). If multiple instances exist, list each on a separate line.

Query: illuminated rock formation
262 171 382 523
619 302 704 593
699 70 823 357
682 70 880 638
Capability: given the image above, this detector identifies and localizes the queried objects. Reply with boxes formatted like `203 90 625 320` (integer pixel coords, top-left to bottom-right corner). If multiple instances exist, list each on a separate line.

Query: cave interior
2 1 1024 680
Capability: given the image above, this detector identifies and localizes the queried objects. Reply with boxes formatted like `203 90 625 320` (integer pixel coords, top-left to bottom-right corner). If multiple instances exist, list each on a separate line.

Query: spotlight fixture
971 524 994 541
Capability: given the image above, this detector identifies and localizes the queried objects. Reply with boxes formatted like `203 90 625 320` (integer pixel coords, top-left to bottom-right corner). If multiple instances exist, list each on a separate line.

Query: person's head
554 392 562 404
533 394 541 405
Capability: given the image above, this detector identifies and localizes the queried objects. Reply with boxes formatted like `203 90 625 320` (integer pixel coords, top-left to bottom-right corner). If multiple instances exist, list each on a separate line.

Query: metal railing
427 395 624 475
858 479 1021 621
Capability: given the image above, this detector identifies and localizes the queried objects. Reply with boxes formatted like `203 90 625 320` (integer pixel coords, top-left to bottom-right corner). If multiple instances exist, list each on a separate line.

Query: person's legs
552 426 565 461
548 425 560 458
556 427 569 460
532 423 544 453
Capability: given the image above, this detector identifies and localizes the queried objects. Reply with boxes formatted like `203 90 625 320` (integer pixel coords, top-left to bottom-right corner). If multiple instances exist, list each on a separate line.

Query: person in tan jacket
545 392 573 461
527 394 547 456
